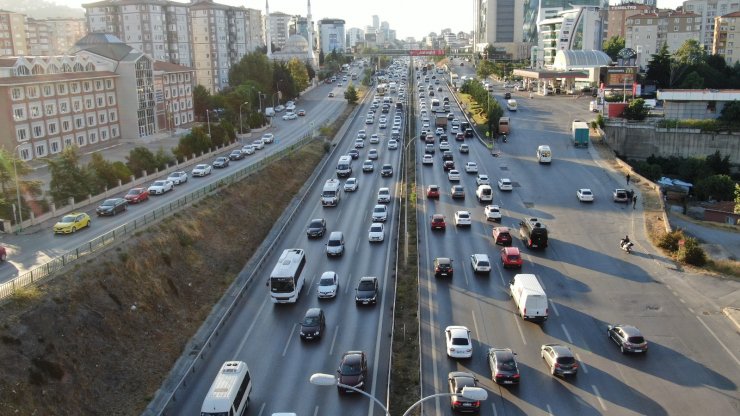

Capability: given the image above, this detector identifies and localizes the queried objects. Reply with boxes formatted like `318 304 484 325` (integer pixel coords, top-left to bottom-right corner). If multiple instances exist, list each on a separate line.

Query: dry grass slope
0 140 325 416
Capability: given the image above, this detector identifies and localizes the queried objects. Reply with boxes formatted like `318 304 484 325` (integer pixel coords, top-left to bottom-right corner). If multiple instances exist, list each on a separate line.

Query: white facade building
683 0 740 50
538 6 603 68
318 18 345 53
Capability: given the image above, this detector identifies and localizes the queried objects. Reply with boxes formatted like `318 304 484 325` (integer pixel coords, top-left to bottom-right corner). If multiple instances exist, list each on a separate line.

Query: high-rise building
346 27 364 48
604 3 656 40
318 18 345 53
538 6 603 67
25 18 51 56
683 0 740 51
0 10 28 55
522 0 604 45
713 11 740 64
625 10 701 68
372 15 379 30
268 11 291 49
476 0 531 59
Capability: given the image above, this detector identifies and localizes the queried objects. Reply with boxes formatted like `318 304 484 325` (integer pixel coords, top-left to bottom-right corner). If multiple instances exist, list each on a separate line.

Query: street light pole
239 101 249 135
309 374 389 416
206 109 211 136
13 144 23 232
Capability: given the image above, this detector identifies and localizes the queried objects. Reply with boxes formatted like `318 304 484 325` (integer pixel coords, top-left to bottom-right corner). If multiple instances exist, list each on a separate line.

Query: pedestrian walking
626 173 631 184
632 195 637 209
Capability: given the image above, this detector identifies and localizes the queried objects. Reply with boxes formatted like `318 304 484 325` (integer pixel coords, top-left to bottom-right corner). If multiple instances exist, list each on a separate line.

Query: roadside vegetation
455 79 504 141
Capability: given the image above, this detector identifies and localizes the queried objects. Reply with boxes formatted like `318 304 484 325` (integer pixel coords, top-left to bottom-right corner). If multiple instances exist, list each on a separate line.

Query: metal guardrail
0 133 319 302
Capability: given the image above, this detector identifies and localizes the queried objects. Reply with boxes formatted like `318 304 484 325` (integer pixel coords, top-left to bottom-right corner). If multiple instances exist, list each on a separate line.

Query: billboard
409 49 445 56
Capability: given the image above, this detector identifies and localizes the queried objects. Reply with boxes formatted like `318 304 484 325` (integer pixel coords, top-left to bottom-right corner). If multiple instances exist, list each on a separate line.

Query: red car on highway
124 187 150 204
431 214 446 230
426 185 440 198
492 227 513 246
500 247 523 268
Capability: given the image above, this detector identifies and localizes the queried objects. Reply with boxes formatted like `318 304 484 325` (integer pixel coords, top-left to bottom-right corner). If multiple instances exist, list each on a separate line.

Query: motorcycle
502 135 508 143
620 239 634 254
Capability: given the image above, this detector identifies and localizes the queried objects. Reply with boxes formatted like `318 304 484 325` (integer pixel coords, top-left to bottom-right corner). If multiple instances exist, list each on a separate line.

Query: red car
501 247 523 268
455 132 465 141
492 227 513 246
124 187 149 204
426 185 440 198
0 245 6 261
297 109 306 116
431 214 446 230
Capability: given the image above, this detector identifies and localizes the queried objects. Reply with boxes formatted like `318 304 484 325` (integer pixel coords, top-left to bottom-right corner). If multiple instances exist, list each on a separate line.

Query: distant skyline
53 0 686 41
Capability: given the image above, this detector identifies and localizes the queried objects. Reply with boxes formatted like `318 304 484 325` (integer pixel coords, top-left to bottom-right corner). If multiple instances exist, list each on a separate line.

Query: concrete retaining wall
603 123 740 163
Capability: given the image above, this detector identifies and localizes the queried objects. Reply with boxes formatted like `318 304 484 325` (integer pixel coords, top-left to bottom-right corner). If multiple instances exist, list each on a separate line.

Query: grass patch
706 258 740 277
10 286 42 304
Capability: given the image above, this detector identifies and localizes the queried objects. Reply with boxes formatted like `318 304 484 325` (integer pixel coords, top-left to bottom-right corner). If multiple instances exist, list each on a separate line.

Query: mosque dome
283 34 309 52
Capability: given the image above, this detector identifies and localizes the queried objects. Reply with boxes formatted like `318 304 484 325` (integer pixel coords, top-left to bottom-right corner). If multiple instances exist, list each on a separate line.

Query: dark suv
519 217 548 249
337 351 368 392
434 257 453 278
299 307 325 341
355 276 379 305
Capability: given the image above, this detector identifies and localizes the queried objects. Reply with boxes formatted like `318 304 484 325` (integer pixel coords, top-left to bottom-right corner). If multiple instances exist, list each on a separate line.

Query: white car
252 139 265 149
445 325 473 359
470 253 492 273
476 174 490 186
435 127 445 136
370 134 380 144
282 112 297 120
388 139 399 150
439 141 450 151
357 130 367 139
344 177 358 192
484 205 502 222
377 187 391 204
262 133 274 144
241 145 255 155
372 204 388 222
362 160 374 172
448 170 461 181
465 162 479 173
498 178 513 191
191 164 212 177
422 122 430 129
368 149 379 160
422 154 434 165
317 271 338 298
379 121 387 129
454 210 472 226
368 223 385 242
147 179 174 195
577 188 595 202
167 171 188 185
355 138 365 148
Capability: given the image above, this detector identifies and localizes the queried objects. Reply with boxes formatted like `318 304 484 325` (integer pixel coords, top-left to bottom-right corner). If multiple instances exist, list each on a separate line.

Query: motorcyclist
621 235 631 248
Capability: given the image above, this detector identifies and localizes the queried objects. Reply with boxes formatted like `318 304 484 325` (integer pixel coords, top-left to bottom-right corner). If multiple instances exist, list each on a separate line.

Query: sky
53 0 686 41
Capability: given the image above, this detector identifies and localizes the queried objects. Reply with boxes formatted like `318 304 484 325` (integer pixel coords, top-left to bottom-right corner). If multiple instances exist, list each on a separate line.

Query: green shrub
677 237 707 266
658 230 684 252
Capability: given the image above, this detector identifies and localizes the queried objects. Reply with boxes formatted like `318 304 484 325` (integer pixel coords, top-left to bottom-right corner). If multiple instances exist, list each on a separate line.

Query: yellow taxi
53 212 91 234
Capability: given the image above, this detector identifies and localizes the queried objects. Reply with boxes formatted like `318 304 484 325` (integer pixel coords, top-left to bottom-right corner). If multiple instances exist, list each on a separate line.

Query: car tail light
513 374 520 378
452 400 462 407
436 267 441 272
554 363 560 368
573 362 579 369
523 308 526 315
473 401 480 407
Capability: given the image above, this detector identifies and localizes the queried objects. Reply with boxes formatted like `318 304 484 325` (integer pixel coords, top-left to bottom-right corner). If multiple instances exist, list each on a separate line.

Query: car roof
490 348 515 361
473 253 489 260
503 247 520 255
615 324 642 335
546 344 573 356
495 226 511 232
436 257 452 264
305 307 322 317
446 325 468 335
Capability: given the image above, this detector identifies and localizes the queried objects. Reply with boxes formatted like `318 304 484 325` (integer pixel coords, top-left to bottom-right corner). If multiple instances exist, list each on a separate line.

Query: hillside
0 0 84 19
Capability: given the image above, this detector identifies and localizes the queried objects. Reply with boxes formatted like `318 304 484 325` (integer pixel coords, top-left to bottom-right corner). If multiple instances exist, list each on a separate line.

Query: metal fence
0 133 318 301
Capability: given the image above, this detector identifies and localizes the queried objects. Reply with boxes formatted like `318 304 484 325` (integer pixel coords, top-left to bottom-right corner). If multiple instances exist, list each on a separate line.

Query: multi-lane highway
0 81 349 284
417 62 740 415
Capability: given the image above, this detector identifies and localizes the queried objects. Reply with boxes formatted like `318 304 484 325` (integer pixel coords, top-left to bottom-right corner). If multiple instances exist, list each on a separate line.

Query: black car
443 160 455 171
355 276 379 305
213 157 230 168
380 164 393 177
607 324 648 354
299 307 325 341
448 372 481 413
519 217 548 249
464 128 474 138
348 149 360 159
504 92 512 99
337 351 368 392
442 151 454 161
488 348 520 385
96 198 128 216
229 149 244 160
434 257 453 278
306 218 327 238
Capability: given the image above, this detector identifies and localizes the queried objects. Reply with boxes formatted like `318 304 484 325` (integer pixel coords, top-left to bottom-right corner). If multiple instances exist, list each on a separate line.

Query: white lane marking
329 326 339 356
313 405 319 416
462 263 470 286
576 353 589 374
679 298 686 304
546 404 555 415
561 324 573 343
592 384 607 411
688 307 695 314
491 403 498 416
549 299 560 317
355 232 362 253
513 314 527 345
471 310 480 344
696 315 740 368
257 402 266 416
282 323 297 357
233 296 269 357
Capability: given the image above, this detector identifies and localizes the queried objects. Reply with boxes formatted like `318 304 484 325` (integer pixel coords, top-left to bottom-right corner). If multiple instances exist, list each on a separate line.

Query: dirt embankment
0 141 326 415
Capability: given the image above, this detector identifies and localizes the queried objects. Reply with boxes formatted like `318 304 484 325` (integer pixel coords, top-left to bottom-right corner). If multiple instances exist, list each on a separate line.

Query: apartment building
0 9 28 55
0 55 121 161
604 3 656 40
269 12 291 49
683 0 740 51
713 11 740 64
153 61 194 132
318 18 345 53
625 11 701 68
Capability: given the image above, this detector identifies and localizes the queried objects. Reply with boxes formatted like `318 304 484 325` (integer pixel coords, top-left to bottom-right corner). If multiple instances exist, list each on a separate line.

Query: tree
622 98 649 120
319 49 325 65
674 39 706 66
287 57 310 92
484 44 496 60
694 174 735 201
126 147 172 177
719 100 740 123
679 71 704 89
734 183 740 213
87 152 132 193
305 61 316 81
228 52 273 91
646 43 672 88
344 85 358 104
602 35 625 61
173 126 212 160
193 85 211 121
47 146 93 204
476 60 496 79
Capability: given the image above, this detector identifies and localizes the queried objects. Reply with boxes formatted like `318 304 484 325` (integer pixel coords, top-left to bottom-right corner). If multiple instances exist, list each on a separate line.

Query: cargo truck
571 121 589 147
435 115 448 130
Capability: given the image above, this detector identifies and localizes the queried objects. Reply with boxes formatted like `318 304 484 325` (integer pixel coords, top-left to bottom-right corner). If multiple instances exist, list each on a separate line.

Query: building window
70 82 79 93
20 148 31 160
11 87 23 100
99 112 107 124
97 96 104 106
12 106 25 121
59 101 69 113
47 121 58 134
16 126 29 141
107 94 116 105
35 144 46 157
83 81 92 92
29 103 42 118
64 135 73 147
57 83 67 95
89 131 98 143
100 128 108 141
73 99 82 112
32 124 44 138
105 79 113 89
75 116 84 128
50 140 60 154
76 133 86 146
87 115 96 126
45 103 56 116
111 125 119 137
109 110 117 121
26 86 39 98
95 80 103 90
85 98 94 109
62 119 71 132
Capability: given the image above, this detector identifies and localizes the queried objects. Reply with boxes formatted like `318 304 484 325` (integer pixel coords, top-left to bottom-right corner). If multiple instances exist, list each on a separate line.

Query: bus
376 83 387 96
201 361 252 416
270 248 306 303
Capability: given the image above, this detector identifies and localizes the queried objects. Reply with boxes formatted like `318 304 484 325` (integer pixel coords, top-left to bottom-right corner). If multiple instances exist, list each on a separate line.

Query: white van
336 155 352 177
506 99 518 111
201 361 252 416
537 145 552 164
321 179 341 206
509 274 548 323
264 107 275 117
476 185 493 202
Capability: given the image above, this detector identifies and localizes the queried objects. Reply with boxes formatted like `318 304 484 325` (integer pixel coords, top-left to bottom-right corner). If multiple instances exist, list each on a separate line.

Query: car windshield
478 261 490 267
309 220 323 228
196 165 207 169
327 240 341 247
153 181 164 186
303 316 320 326
508 255 520 261
341 361 362 375
127 189 141 195
374 207 384 213
319 278 334 286
358 281 375 290
102 200 115 206
60 216 76 223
